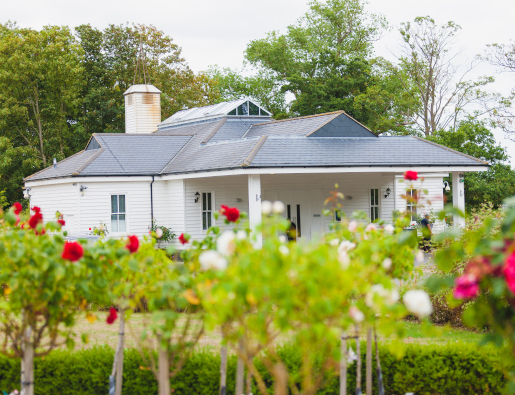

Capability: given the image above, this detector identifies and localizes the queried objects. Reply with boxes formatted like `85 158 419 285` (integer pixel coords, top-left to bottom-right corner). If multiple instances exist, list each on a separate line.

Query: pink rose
453 274 479 299
504 252 515 294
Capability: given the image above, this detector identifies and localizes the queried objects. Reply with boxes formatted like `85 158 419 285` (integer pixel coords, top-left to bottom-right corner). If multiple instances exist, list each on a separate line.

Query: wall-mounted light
459 173 465 183
80 185 88 196
443 181 451 191
23 187 31 199
194 191 200 203
384 187 391 199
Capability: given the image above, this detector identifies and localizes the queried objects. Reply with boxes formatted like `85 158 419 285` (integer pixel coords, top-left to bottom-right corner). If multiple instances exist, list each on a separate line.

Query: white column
248 174 262 248
452 172 465 229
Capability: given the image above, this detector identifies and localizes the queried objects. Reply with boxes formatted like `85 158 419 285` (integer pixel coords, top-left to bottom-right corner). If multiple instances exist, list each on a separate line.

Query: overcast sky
3 0 515 160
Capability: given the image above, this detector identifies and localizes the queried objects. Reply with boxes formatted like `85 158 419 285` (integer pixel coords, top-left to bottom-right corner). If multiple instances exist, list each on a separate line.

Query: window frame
406 189 418 222
110 193 128 234
200 191 215 233
370 188 380 222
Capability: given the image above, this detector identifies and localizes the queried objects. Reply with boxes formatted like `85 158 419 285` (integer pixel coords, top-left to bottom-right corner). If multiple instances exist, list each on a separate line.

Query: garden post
366 328 372 395
245 362 252 395
340 330 347 395
115 311 125 395
158 340 170 395
374 329 384 395
236 338 245 395
220 345 227 395
23 327 34 395
355 325 361 395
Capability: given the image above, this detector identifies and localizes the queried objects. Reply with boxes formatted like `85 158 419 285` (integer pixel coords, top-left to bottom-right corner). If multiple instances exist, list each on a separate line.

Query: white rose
217 231 236 256
338 240 356 254
338 250 350 269
261 200 272 215
382 257 392 269
272 200 285 214
199 250 228 271
279 245 289 256
384 224 394 234
416 250 425 263
347 347 357 364
349 306 364 322
348 220 358 232
403 290 432 318
155 228 163 238
366 284 399 307
365 223 378 232
330 238 339 247
279 235 287 243
236 230 247 240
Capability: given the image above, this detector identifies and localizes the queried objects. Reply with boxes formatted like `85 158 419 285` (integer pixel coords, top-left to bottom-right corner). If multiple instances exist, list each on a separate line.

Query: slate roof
25 105 487 182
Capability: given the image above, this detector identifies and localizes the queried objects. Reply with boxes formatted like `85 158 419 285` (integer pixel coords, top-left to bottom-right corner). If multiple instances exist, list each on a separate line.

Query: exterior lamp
443 181 451 191
80 185 88 196
194 191 200 203
23 187 31 199
384 187 391 198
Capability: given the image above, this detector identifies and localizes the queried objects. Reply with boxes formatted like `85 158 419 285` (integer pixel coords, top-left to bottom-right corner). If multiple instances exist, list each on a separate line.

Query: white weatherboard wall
29 183 78 234
153 179 186 247
124 84 161 134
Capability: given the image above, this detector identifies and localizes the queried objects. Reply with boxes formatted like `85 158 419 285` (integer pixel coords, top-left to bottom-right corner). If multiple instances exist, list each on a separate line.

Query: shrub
0 343 508 395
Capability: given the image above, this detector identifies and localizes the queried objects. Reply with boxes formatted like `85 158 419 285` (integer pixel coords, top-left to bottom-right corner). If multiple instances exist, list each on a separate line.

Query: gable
308 113 376 137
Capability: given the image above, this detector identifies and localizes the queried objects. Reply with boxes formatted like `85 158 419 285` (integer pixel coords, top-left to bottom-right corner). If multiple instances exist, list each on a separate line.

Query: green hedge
0 343 508 394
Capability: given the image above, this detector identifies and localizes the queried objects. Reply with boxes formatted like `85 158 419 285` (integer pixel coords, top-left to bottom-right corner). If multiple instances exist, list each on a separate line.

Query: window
202 192 213 231
407 189 417 221
370 189 380 222
249 102 260 115
111 195 126 232
237 102 249 115
127 95 133 105
334 209 342 222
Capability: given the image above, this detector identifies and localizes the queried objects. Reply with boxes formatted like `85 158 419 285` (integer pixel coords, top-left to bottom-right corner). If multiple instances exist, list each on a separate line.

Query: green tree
427 119 515 209
0 23 84 165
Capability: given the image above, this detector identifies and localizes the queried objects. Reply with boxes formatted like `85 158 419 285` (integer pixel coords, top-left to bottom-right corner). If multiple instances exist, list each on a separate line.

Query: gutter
150 175 155 227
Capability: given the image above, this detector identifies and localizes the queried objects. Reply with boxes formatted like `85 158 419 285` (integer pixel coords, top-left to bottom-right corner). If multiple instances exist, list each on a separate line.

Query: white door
264 189 312 242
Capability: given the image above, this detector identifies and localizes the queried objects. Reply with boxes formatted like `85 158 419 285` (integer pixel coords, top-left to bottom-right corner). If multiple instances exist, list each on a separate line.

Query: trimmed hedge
0 343 508 394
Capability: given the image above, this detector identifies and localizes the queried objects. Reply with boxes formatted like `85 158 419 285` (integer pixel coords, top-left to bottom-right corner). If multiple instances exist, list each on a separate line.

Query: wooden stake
273 363 288 395
220 345 227 395
236 339 245 395
374 328 385 395
340 331 347 395
245 363 252 395
23 327 34 395
355 325 362 395
115 312 125 395
366 328 372 395
158 341 170 395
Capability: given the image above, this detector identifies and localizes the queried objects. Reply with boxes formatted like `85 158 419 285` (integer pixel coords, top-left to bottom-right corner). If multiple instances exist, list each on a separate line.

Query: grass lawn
72 312 486 351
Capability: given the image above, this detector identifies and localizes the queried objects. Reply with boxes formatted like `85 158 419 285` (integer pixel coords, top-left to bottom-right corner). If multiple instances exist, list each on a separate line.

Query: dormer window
227 100 270 117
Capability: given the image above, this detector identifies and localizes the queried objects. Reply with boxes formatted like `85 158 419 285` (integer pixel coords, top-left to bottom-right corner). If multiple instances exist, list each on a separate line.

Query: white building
24 84 488 246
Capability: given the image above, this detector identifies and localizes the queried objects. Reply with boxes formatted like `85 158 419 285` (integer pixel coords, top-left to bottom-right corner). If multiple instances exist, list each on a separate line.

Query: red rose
35 228 46 236
178 233 189 245
505 252 515 294
106 307 118 325
61 241 84 262
12 202 22 215
404 171 418 181
126 235 139 253
58 219 66 226
28 207 43 229
453 274 479 299
220 205 240 222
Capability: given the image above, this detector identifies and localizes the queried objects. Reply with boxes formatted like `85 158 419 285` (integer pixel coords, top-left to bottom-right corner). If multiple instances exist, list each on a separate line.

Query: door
264 189 312 242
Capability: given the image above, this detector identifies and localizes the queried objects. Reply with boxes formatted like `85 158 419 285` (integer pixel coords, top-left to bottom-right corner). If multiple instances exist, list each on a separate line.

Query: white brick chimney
123 84 161 134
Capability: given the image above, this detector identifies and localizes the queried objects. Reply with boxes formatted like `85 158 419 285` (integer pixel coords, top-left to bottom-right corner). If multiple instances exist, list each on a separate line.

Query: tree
396 16 496 136
0 23 84 165
427 119 515 209
483 41 515 138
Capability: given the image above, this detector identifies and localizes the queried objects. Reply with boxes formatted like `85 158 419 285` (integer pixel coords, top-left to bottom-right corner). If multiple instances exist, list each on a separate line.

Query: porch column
248 174 262 248
452 172 465 229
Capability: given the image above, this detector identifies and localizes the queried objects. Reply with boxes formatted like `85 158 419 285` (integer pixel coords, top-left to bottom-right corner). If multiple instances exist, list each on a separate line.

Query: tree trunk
20 345 25 395
236 339 245 395
355 326 362 395
366 329 372 395
340 331 347 395
115 312 125 395
273 363 288 395
158 342 170 395
220 345 227 395
23 327 34 395
245 365 252 395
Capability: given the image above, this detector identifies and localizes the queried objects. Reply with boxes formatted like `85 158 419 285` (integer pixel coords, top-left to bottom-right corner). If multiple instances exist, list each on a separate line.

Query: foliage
0 344 508 395
90 222 109 237
428 118 515 210
149 218 175 243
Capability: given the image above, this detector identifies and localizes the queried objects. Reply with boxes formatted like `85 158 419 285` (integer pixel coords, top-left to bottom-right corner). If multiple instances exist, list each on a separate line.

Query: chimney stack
123 84 161 134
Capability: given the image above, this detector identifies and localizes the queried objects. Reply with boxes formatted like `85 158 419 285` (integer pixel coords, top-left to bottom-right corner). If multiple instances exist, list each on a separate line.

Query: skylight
227 100 270 117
